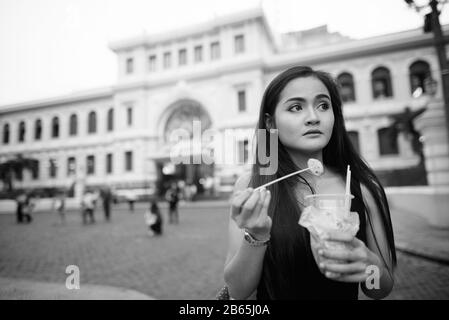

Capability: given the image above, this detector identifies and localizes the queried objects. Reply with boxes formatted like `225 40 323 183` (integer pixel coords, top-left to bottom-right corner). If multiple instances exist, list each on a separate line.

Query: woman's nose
305 108 320 125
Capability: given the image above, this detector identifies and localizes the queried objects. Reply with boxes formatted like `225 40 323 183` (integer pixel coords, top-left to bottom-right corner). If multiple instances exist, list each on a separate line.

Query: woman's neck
286 148 322 169
284 148 333 181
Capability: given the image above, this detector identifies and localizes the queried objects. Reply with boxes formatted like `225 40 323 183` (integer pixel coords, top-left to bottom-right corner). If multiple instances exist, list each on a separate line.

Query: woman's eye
289 104 303 111
318 103 330 110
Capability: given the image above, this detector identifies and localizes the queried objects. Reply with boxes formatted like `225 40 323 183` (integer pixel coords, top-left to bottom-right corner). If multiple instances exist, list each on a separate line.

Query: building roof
0 87 113 115
108 6 277 52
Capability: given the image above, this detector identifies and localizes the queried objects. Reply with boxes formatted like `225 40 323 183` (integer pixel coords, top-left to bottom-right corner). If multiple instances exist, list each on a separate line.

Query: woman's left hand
318 231 382 283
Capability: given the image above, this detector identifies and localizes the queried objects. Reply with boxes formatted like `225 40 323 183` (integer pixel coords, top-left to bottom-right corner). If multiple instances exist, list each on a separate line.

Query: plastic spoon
254 158 324 191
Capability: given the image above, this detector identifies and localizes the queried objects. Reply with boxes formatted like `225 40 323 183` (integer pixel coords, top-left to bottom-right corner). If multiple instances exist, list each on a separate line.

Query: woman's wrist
245 229 271 242
245 228 271 241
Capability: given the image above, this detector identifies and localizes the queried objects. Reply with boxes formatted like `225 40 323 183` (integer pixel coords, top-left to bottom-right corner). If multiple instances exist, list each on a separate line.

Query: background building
1 7 447 198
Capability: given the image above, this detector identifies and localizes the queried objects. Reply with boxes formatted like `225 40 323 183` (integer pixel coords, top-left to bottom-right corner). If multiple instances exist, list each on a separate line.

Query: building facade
1 7 448 197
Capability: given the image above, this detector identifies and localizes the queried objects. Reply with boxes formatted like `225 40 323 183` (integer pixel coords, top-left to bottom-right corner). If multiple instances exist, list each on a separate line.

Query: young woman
224 66 396 300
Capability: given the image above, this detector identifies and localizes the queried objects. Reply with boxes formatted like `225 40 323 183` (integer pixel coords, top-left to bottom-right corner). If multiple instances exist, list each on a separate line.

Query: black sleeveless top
256 182 367 300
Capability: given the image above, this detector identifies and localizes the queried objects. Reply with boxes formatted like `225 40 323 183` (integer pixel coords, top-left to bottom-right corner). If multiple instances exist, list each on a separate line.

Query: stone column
414 99 449 186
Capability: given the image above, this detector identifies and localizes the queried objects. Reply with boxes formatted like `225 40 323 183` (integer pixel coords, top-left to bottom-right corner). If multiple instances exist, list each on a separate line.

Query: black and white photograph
1 0 449 302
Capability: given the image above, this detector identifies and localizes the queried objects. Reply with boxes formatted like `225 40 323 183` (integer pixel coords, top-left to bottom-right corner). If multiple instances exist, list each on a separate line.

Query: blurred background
0 0 448 300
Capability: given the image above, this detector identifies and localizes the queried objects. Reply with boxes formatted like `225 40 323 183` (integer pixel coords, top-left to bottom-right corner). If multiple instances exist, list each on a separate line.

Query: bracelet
243 229 270 247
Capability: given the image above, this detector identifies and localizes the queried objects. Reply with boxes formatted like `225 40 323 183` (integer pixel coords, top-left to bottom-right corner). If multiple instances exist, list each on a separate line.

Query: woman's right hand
230 188 272 241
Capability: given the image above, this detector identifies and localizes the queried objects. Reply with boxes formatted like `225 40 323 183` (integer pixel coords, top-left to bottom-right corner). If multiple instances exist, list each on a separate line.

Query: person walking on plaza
126 191 137 213
15 192 26 224
101 187 112 222
144 200 163 237
81 190 96 225
165 182 180 224
224 66 396 300
54 191 66 225
22 193 34 223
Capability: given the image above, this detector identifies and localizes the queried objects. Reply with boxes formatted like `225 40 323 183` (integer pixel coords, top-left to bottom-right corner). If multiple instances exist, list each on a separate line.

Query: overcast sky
1 0 449 106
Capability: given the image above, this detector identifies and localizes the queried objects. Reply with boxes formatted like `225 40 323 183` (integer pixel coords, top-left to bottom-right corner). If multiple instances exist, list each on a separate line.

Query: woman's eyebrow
314 93 331 101
284 97 306 104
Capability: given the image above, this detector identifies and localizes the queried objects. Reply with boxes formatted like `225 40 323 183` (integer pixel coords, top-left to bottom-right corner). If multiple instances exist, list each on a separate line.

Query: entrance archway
155 99 215 198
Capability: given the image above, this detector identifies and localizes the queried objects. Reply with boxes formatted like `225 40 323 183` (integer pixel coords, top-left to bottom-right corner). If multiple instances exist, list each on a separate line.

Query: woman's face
271 76 335 155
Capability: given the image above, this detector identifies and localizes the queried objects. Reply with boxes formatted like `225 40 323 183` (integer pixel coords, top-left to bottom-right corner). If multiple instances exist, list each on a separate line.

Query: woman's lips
304 131 322 136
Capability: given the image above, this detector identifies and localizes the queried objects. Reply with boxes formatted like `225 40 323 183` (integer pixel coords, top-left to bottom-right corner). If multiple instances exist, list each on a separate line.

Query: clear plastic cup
302 194 356 270
304 194 354 214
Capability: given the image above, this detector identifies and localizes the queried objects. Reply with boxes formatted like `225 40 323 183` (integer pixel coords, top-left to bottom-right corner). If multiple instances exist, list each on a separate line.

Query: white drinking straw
344 165 351 212
254 158 324 191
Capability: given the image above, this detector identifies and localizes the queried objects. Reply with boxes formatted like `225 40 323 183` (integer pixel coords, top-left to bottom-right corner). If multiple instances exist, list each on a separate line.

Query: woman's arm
317 184 395 299
360 184 395 299
223 173 272 300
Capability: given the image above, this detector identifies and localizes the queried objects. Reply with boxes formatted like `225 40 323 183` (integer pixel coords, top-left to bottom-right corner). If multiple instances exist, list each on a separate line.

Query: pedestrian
101 187 112 221
81 190 96 225
22 193 34 223
224 66 396 300
165 182 180 224
55 191 66 225
144 200 163 237
16 192 26 224
126 191 137 213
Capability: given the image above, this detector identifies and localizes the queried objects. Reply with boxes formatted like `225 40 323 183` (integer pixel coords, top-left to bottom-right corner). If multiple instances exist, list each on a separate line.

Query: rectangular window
178 48 187 66
126 57 134 74
49 158 57 178
210 42 220 60
86 155 95 175
106 153 113 174
148 55 156 72
67 157 76 176
234 34 245 54
347 131 360 154
194 45 203 63
127 107 133 126
32 161 39 180
238 90 246 112
378 128 399 156
125 151 133 172
163 52 171 69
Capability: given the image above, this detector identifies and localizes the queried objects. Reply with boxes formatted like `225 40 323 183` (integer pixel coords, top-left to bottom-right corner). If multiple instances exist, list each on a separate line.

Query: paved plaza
0 202 448 300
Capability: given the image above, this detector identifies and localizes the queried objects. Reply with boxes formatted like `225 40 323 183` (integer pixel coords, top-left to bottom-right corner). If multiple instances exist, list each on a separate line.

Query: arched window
69 114 78 136
3 123 10 144
372 66 393 99
18 121 26 142
409 60 432 96
107 108 114 132
337 72 356 103
347 131 360 154
35 119 42 140
52 117 59 138
378 127 399 155
88 111 97 134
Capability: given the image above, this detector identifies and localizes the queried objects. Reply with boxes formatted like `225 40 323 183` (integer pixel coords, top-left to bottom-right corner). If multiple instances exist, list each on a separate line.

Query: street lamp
405 0 449 147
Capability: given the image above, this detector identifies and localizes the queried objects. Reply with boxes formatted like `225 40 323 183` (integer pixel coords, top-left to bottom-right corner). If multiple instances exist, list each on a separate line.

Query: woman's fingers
239 190 261 220
319 248 359 262
257 189 271 222
230 188 253 218
323 231 354 243
252 189 266 219
320 261 367 274
325 272 369 283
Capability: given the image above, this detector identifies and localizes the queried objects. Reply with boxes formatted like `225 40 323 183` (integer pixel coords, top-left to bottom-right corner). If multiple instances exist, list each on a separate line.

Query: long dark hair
249 66 396 298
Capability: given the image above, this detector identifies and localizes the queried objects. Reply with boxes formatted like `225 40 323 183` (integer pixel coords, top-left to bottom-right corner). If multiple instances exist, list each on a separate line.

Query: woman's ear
264 113 275 129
